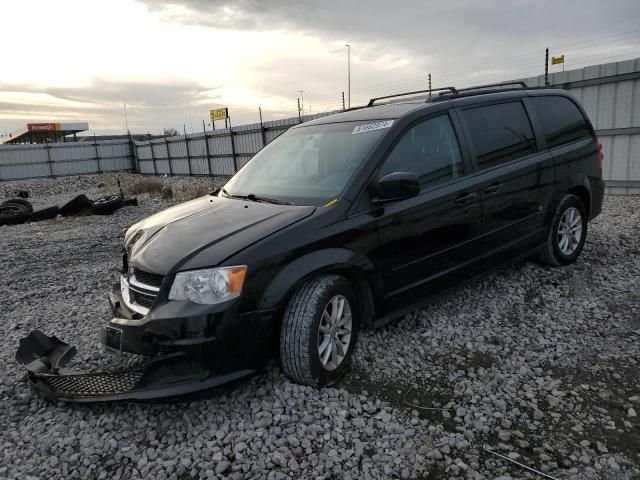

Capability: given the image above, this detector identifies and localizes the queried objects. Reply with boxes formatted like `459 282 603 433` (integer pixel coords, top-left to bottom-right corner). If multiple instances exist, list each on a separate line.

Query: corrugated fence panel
211 157 235 175
0 139 134 180
520 58 640 193
188 136 207 158
6 59 638 192
138 160 155 174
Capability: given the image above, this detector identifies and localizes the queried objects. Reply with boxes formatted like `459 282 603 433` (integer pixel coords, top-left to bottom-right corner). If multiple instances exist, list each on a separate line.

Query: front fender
258 248 377 311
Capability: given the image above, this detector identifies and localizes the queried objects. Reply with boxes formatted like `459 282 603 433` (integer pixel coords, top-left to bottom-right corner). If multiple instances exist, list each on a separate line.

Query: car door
457 100 555 270
371 113 483 312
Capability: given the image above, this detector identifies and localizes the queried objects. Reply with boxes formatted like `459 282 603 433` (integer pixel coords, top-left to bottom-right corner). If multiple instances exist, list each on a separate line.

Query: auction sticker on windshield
352 120 394 135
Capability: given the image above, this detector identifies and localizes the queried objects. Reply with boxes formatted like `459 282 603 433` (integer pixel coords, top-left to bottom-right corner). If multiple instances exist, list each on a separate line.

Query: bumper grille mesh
43 371 144 395
133 268 164 288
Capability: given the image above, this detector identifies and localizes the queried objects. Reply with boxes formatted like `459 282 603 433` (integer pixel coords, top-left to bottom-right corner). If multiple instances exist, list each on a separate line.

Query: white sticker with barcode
352 120 394 135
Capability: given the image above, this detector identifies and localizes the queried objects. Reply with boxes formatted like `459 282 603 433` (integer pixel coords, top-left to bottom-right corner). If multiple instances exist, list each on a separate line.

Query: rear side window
379 115 464 191
461 102 536 170
530 96 592 148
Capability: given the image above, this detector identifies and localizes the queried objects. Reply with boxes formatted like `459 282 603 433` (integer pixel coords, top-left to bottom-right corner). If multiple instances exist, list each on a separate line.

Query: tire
30 206 60 222
59 194 93 216
537 194 588 267
92 195 124 215
280 274 359 387
0 203 30 226
1 198 33 213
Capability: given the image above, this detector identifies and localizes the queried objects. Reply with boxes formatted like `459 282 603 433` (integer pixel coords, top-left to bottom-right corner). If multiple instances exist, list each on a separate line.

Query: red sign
27 123 59 132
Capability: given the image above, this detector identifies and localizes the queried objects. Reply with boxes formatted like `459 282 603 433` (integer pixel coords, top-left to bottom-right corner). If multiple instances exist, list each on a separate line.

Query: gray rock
215 462 230 475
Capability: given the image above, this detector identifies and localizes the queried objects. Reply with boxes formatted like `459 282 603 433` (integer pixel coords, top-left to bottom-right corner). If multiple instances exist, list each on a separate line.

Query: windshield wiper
221 189 293 205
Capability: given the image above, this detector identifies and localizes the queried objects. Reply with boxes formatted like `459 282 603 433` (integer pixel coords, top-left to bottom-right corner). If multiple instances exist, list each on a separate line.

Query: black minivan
107 84 605 388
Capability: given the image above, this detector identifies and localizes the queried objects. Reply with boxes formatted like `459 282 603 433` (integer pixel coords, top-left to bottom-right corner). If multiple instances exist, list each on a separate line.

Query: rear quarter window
460 101 536 170
529 96 592 148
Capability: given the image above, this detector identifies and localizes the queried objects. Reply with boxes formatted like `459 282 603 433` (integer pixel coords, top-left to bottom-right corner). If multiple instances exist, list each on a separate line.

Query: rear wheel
280 275 359 387
538 194 587 266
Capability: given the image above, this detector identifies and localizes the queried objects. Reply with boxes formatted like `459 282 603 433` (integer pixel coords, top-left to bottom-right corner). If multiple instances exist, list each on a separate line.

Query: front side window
461 102 536 170
379 115 464 190
529 96 592 148
222 120 391 206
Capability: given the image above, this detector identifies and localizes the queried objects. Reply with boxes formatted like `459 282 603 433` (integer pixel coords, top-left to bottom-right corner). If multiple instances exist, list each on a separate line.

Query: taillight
597 142 604 169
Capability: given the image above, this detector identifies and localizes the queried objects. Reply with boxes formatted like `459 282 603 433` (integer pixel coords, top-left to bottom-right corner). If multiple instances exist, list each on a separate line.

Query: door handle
484 182 504 194
454 192 477 206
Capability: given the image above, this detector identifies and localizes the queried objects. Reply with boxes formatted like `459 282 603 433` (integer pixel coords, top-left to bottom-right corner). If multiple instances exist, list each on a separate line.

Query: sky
1 0 639 135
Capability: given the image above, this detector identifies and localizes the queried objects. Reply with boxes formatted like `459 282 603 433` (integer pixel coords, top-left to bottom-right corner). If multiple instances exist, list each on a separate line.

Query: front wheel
280 275 359 387
537 194 588 267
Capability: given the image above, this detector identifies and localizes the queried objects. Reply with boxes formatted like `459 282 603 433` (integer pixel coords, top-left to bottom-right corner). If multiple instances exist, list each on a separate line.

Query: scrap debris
483 444 560 480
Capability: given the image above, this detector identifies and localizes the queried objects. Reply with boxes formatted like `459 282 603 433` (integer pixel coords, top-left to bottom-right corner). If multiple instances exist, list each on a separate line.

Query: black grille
131 290 155 309
43 371 144 396
133 268 164 288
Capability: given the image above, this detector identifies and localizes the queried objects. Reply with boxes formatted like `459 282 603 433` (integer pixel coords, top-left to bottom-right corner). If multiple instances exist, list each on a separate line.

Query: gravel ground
0 174 638 480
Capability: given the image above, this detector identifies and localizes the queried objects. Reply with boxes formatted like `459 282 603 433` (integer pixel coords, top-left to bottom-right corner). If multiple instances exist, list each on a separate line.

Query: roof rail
367 87 458 107
454 81 528 93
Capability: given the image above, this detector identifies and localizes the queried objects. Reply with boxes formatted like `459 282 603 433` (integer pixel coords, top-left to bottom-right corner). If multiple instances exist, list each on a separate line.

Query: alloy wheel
557 206 583 255
317 294 352 371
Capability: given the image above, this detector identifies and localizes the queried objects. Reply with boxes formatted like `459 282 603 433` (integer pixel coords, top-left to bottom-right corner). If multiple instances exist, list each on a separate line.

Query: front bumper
105 285 280 372
15 330 255 403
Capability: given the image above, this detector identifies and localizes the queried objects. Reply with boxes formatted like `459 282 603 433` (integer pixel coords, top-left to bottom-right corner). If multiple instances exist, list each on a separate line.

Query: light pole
345 44 351 108
123 104 130 134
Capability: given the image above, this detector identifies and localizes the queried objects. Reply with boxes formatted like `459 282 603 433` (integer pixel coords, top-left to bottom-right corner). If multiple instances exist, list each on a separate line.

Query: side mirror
370 172 420 204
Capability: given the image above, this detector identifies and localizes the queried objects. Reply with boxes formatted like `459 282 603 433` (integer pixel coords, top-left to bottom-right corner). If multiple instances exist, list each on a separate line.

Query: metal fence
520 58 640 194
0 139 134 181
134 111 339 176
2 58 639 193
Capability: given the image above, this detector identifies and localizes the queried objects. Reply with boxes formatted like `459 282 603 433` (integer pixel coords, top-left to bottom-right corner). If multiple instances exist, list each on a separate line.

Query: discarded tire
59 194 93 216
2 198 33 214
30 206 60 222
92 195 124 215
0 203 31 226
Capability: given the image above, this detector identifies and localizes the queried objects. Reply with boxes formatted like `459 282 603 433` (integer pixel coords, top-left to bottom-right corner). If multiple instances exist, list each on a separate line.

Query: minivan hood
126 196 316 275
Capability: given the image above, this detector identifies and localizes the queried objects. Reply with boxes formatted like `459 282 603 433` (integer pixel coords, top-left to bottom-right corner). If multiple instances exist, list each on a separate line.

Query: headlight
168 266 247 305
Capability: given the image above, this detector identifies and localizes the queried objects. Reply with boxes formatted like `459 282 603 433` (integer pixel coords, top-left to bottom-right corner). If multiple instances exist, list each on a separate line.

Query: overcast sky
1 0 639 135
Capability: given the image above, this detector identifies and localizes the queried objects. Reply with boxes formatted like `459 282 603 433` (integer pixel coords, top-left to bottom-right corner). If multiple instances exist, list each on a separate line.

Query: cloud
1 0 639 134
0 78 223 132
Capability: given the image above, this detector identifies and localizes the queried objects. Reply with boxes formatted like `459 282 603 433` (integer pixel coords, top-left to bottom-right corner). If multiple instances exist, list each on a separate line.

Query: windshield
221 120 392 206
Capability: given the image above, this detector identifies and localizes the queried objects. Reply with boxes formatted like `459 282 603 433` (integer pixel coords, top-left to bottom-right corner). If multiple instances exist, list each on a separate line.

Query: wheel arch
568 184 591 219
259 248 380 327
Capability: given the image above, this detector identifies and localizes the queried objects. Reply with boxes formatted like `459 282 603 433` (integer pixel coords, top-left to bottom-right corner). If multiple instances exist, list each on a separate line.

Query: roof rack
453 81 528 93
367 87 458 107
428 81 545 102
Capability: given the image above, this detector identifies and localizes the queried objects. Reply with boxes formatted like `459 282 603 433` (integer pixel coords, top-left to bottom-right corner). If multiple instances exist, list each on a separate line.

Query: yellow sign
552 55 565 65
210 108 229 122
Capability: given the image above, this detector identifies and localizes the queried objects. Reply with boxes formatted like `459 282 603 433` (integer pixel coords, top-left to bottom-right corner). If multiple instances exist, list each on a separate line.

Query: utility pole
297 90 305 111
187 103 193 133
123 104 130 134
342 91 346 111
428 73 432 99
345 44 351 108
545 48 549 86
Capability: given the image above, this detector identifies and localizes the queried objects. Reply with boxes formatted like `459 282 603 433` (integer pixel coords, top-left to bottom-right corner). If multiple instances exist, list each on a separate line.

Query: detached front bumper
105 283 280 373
12 281 283 403
15 331 255 403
